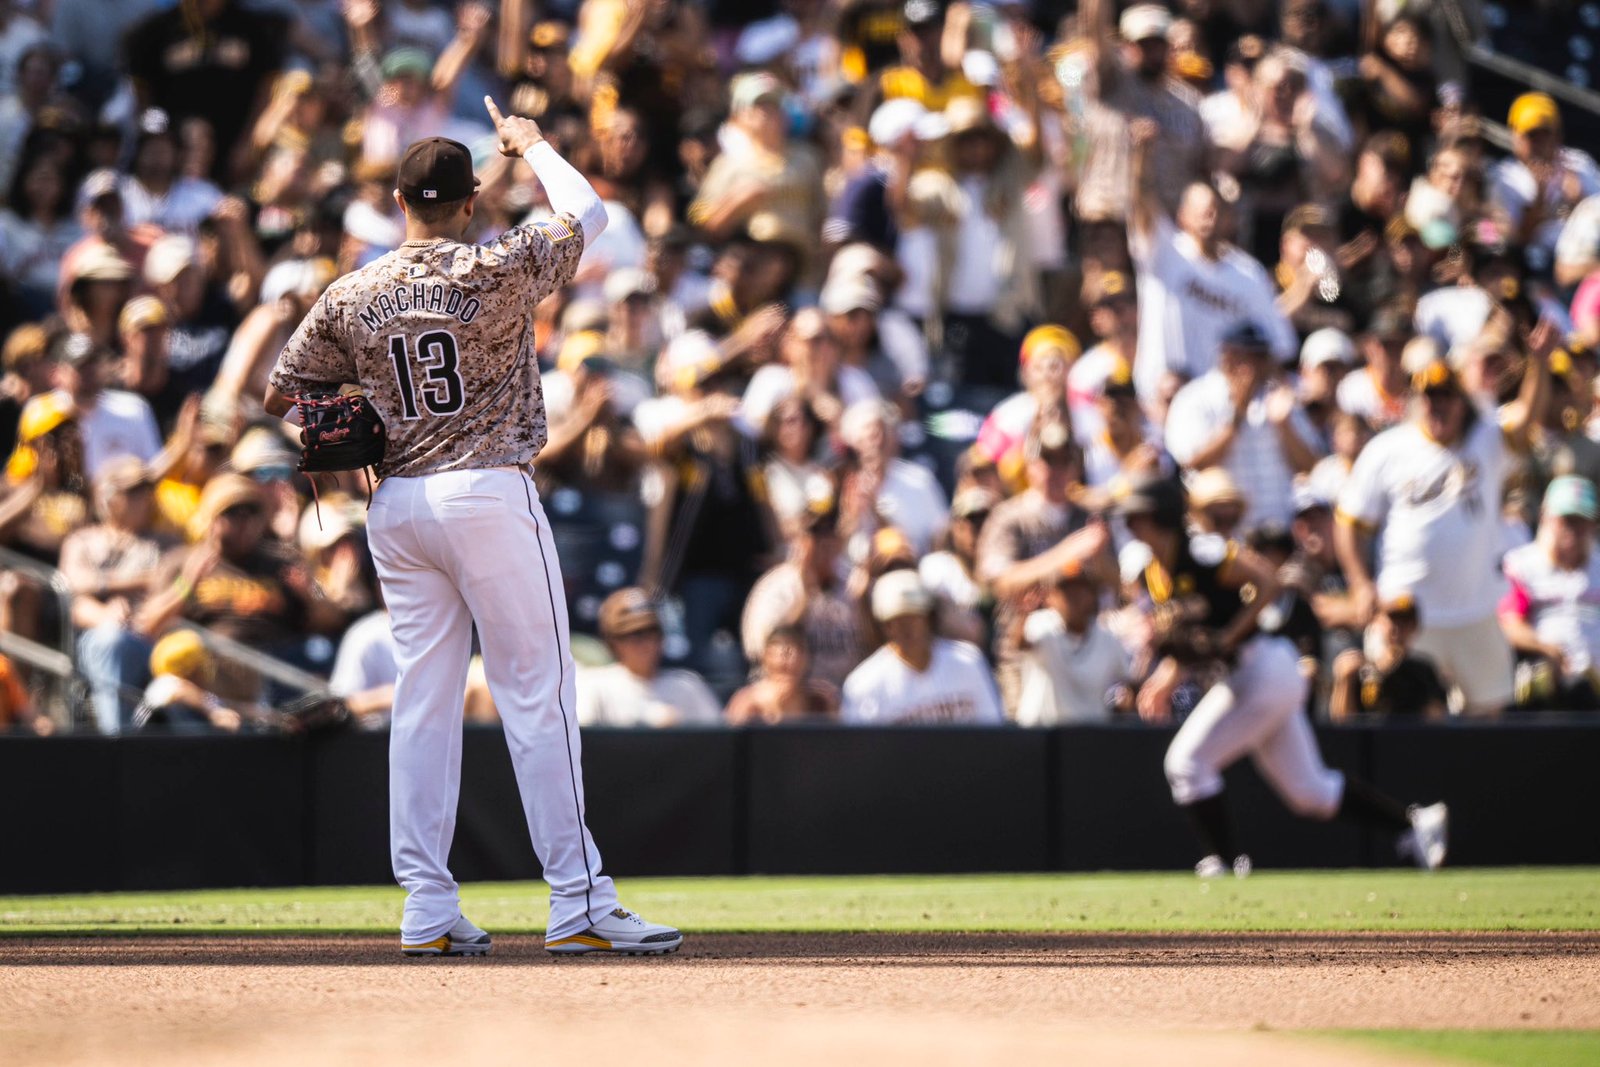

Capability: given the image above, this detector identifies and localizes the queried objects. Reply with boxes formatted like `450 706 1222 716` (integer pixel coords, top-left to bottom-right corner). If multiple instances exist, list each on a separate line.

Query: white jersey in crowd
1414 285 1492 356
1337 413 1509 627
1501 541 1600 676
1015 610 1130 726
1165 371 1317 528
841 638 1004 726
739 362 879 431
1129 214 1295 402
329 609 398 698
1490 148 1600 258
117 174 223 234
575 663 722 728
78 389 162 480
872 458 950 556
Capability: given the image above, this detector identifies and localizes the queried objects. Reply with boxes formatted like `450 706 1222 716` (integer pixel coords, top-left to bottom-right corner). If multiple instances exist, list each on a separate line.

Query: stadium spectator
132 629 244 733
1336 328 1553 717
725 625 838 725
0 649 49 733
742 501 864 692
576 587 721 727
60 456 168 734
1489 93 1600 268
918 485 993 648
975 324 1079 489
1127 120 1295 401
841 569 1002 725
54 333 162 481
1014 560 1131 726
1335 308 1414 431
1164 320 1320 529
1329 594 1448 720
1500 476 1600 710
837 398 947 556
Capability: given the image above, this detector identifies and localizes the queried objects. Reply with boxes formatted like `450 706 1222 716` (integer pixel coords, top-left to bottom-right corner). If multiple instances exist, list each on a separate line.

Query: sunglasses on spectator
221 503 264 520
615 626 663 642
249 465 295 483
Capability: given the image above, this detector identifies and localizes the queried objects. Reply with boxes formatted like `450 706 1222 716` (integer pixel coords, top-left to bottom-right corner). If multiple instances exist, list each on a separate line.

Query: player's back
292 213 584 479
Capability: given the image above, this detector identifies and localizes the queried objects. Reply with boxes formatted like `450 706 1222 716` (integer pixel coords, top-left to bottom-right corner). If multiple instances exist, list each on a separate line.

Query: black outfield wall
2 722 1597 893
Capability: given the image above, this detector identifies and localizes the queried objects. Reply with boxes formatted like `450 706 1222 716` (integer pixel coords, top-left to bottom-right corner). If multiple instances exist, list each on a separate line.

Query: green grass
2 868 1598 936
1327 1030 1600 1066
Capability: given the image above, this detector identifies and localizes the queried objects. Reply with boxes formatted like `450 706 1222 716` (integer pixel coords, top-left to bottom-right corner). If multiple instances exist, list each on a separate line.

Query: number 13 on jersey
389 331 466 419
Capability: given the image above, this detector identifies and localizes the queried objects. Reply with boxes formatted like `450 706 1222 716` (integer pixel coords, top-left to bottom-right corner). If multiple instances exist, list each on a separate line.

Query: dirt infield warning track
6 933 1600 1067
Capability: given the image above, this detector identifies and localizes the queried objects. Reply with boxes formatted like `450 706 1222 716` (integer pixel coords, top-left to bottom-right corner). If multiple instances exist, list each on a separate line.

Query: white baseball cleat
545 907 683 956
1401 802 1449 871
1232 854 1253 879
1195 854 1229 879
402 914 492 957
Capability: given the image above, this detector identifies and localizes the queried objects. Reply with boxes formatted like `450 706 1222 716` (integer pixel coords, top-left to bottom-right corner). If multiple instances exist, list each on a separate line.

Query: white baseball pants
367 466 618 944
1163 636 1344 819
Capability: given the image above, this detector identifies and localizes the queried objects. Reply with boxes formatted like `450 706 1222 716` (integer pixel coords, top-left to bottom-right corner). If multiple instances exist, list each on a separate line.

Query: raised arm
485 96 608 245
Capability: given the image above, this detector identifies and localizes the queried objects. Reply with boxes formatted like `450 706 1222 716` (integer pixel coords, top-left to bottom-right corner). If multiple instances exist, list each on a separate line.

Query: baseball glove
275 690 353 735
295 392 386 473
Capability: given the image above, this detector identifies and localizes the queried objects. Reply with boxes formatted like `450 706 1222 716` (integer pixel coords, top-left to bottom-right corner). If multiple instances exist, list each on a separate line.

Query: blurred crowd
3 0 1600 735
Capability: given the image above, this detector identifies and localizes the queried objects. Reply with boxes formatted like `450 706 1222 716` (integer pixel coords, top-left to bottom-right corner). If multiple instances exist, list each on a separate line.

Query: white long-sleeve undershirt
523 141 607 246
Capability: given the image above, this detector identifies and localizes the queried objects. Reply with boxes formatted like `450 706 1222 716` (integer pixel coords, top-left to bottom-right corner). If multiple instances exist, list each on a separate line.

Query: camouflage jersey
268 213 584 479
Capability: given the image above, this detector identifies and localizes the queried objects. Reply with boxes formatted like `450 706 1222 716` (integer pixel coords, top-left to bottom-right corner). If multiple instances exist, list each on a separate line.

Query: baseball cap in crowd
69 244 133 286
1300 328 1355 372
658 330 725 392
398 137 479 204
259 257 339 305
1543 475 1600 521
599 587 661 638
731 72 785 113
1379 593 1420 625
1020 324 1081 366
529 20 570 49
118 296 169 335
1221 320 1271 352
561 299 609 336
1188 466 1245 510
943 95 998 137
144 234 197 287
190 473 266 540
149 629 215 683
1113 474 1187 526
1282 203 1337 237
1508 92 1561 135
603 267 656 306
962 49 1001 88
1411 352 1462 394
231 427 298 479
951 485 998 520
2 324 49 372
903 0 942 30
1097 358 1137 398
1119 3 1172 41
868 98 928 148
1091 271 1134 307
820 276 882 316
839 399 899 451
93 455 152 505
77 168 121 210
55 332 102 368
16 391 75 443
872 568 934 623
299 492 367 553
1292 482 1332 518
381 47 433 82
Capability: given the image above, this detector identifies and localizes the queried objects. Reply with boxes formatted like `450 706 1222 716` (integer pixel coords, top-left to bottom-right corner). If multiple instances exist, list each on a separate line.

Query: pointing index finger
484 95 504 126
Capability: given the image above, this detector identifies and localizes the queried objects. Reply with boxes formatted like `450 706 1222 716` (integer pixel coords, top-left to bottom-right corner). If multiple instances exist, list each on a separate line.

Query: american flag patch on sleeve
533 216 577 244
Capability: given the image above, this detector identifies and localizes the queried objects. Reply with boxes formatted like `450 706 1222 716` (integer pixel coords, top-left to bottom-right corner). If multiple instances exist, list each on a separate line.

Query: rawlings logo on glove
295 392 387 474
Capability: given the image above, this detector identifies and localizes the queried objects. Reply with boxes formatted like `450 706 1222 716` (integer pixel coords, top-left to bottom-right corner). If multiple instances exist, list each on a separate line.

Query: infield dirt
6 932 1599 1066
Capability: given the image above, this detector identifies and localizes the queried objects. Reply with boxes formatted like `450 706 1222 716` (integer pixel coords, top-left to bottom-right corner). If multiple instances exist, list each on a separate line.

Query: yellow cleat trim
545 934 614 950
402 935 451 954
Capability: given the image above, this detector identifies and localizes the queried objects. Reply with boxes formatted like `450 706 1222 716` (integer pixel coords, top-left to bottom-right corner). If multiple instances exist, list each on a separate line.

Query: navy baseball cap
1221 320 1271 351
397 137 480 203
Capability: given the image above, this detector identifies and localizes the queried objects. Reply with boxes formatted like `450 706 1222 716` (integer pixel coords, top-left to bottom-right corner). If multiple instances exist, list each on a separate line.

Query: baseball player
264 99 681 957
1117 477 1449 876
